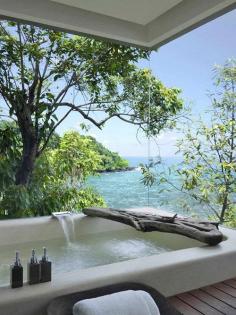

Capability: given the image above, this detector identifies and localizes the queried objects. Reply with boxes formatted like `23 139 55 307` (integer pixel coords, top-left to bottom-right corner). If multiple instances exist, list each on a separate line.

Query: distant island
97 166 136 173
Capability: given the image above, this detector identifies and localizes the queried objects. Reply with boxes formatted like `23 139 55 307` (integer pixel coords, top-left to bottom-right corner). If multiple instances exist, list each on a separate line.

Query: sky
57 9 236 157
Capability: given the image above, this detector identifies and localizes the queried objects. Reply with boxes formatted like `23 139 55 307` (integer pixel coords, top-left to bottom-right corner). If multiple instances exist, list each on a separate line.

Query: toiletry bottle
28 249 40 285
10 251 23 288
39 247 52 283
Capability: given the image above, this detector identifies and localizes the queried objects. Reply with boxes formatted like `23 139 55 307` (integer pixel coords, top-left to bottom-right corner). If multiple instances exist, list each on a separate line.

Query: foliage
0 21 183 185
141 60 236 226
0 121 21 190
0 184 105 218
50 132 101 185
140 159 157 187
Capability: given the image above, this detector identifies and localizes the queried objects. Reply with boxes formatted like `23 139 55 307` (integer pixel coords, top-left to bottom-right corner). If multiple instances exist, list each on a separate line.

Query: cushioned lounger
47 282 181 315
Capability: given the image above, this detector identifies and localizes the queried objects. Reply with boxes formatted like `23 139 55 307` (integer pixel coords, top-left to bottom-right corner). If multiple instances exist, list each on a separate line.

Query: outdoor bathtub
0 210 236 315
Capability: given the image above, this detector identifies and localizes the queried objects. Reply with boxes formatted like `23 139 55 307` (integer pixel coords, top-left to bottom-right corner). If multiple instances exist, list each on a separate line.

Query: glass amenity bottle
10 251 23 288
40 247 52 283
28 249 40 285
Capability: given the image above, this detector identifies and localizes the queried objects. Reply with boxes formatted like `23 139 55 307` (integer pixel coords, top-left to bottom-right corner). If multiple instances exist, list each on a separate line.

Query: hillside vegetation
85 136 129 171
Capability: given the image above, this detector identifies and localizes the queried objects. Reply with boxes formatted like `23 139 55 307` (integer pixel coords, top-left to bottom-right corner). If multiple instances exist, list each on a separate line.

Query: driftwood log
83 207 223 246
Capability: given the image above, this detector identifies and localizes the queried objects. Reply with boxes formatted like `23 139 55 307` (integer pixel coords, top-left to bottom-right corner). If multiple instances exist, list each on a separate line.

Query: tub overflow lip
51 211 72 218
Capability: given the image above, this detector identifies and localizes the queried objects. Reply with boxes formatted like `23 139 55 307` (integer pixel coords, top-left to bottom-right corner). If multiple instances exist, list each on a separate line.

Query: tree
0 21 183 186
0 128 106 218
50 131 102 186
85 135 129 171
141 60 236 225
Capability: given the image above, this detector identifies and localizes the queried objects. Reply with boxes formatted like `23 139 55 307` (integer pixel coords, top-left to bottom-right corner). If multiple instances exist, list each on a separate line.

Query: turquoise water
87 157 210 218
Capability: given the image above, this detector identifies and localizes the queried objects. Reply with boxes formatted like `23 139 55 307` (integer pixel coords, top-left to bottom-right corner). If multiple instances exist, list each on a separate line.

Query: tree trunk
220 193 228 223
83 207 223 246
15 111 38 186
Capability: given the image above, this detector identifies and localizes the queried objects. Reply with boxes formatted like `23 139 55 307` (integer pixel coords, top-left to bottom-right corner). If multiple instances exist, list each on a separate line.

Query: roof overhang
0 0 235 50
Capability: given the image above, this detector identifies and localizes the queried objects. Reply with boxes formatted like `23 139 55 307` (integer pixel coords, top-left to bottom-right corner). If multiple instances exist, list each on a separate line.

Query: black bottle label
28 262 40 285
40 261 52 283
10 265 23 288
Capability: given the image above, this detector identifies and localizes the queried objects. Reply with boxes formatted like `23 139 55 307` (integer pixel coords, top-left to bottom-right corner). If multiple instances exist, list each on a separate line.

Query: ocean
87 156 212 219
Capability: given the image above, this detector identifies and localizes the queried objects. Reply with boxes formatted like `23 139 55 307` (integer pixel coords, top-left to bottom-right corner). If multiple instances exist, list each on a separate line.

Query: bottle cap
30 249 37 264
42 247 48 262
14 251 21 266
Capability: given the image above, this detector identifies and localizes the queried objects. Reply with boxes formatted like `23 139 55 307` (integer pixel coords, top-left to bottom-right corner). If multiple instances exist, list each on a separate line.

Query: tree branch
37 108 73 156
28 61 40 109
56 102 141 129
17 23 26 95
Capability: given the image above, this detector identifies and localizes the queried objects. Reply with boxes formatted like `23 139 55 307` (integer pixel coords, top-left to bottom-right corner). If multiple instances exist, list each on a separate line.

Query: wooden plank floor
168 278 236 314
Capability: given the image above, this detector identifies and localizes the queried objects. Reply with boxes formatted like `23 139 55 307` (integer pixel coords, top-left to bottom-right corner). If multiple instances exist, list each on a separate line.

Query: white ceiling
51 0 183 25
0 0 235 49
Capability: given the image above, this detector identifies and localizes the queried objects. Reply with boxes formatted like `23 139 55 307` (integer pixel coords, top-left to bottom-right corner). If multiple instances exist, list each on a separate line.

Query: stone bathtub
0 211 236 315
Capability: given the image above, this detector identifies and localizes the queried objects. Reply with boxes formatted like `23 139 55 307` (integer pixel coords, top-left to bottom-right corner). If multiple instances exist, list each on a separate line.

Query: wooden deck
168 279 236 314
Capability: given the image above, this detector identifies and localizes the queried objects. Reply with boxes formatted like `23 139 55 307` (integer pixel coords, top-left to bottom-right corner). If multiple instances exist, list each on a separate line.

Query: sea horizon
122 155 182 167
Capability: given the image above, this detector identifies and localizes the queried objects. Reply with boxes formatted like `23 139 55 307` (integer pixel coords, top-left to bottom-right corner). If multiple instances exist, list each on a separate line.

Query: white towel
73 290 160 315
